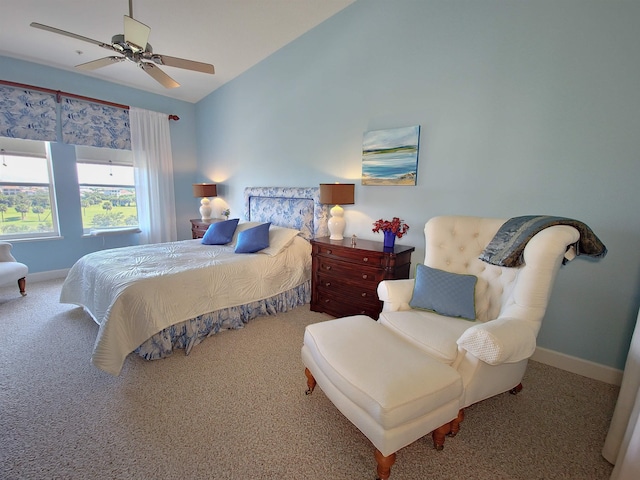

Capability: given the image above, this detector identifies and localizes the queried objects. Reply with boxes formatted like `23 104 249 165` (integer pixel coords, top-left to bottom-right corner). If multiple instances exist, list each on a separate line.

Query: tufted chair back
423 215 579 333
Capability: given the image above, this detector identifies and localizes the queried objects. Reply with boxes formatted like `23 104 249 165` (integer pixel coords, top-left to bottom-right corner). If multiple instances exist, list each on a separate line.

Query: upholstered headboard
244 187 329 240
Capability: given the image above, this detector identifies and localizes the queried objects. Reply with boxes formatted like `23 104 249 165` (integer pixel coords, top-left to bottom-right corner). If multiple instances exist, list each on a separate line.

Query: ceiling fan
30 0 215 89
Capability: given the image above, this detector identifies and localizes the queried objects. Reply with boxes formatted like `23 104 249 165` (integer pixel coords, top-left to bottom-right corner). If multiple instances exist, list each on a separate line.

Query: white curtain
129 107 177 244
603 307 640 479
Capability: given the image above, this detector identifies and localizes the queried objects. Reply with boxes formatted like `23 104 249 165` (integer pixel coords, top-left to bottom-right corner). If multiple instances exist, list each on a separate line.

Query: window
0 138 59 240
75 145 138 235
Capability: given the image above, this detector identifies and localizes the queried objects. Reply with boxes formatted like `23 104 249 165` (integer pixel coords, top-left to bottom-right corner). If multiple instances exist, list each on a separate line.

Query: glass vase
383 230 396 249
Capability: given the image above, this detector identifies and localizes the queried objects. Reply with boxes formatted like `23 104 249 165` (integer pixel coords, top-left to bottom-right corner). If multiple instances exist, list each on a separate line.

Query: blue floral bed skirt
134 281 311 361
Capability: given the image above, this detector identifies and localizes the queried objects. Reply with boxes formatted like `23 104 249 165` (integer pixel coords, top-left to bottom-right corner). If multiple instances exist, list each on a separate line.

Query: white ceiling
0 0 354 103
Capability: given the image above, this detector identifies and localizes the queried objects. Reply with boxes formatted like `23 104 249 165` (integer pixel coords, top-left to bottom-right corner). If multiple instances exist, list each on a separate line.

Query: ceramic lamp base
199 198 212 220
328 204 346 240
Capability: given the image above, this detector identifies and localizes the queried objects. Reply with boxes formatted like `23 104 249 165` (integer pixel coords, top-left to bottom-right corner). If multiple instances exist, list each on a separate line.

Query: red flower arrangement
372 217 410 238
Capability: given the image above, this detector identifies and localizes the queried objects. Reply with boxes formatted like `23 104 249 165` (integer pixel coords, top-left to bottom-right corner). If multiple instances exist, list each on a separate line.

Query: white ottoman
302 315 463 480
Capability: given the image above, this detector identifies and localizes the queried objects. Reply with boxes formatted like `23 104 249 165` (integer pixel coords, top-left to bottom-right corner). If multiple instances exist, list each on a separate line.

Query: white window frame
0 140 60 241
75 146 139 236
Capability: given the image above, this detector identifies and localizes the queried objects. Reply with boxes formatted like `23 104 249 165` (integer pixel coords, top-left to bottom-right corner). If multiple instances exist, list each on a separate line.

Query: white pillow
260 226 302 256
456 317 537 365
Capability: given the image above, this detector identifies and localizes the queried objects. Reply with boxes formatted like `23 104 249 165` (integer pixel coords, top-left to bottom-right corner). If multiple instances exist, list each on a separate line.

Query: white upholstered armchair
0 241 28 296
377 215 581 409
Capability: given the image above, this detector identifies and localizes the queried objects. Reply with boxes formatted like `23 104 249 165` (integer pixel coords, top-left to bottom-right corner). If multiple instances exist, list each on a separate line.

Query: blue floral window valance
60 97 130 150
0 85 57 141
0 83 131 150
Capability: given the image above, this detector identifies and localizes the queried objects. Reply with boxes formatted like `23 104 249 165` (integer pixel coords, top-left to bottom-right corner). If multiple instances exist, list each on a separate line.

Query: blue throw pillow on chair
409 264 477 320
201 218 239 245
235 222 271 253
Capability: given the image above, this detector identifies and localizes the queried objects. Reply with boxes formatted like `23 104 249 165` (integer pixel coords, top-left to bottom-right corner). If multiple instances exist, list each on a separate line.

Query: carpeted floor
0 279 618 479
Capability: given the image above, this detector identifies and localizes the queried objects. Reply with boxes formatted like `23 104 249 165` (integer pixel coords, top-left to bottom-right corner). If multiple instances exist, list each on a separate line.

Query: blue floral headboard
244 187 329 240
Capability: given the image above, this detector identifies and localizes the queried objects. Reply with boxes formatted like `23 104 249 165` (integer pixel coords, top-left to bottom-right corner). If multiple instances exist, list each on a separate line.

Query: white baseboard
27 269 69 283
532 346 623 386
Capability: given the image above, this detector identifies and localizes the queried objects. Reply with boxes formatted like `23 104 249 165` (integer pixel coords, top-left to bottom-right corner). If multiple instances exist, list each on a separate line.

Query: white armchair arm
0 241 18 262
456 317 538 365
377 278 415 312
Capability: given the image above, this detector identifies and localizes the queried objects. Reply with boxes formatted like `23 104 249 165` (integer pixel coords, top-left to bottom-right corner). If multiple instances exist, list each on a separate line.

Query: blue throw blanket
479 215 607 268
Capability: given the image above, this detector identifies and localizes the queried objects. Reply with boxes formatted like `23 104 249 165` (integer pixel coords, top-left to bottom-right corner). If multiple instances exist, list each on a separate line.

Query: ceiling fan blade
30 22 109 48
76 56 125 71
123 15 150 51
150 54 215 74
139 62 180 89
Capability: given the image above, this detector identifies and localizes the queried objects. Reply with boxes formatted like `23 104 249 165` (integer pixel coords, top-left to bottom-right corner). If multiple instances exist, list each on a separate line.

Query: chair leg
432 422 452 450
374 449 396 480
510 383 523 395
304 368 316 395
18 277 26 296
448 409 464 437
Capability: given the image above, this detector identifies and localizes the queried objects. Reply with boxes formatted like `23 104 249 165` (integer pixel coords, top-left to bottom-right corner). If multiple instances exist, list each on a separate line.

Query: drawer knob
363 257 369 262
362 274 368 279
325 265 332 270
361 292 367 297
325 282 331 287
327 249 332 254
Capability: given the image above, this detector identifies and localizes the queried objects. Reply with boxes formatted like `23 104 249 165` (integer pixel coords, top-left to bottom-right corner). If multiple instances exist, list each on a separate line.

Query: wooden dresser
190 218 223 239
310 236 415 320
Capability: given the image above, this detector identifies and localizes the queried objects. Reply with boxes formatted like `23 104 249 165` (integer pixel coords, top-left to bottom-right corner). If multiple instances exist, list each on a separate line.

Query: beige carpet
0 279 618 479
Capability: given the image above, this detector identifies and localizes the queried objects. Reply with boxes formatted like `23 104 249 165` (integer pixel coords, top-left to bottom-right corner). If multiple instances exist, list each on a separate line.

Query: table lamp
193 183 217 220
319 183 355 240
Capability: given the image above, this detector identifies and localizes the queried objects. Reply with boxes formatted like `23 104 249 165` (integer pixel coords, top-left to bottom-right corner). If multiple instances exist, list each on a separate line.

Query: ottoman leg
448 409 464 437
374 449 396 480
432 422 452 450
304 368 316 395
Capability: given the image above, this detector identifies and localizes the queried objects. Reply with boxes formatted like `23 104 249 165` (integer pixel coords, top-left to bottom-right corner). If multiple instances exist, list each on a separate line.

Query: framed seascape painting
361 125 420 186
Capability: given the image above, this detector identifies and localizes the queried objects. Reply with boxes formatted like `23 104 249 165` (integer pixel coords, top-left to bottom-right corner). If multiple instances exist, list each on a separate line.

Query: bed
60 187 329 375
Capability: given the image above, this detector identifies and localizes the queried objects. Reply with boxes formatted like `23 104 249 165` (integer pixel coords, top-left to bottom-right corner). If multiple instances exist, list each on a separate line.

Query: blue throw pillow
235 222 271 253
201 218 239 245
409 264 477 320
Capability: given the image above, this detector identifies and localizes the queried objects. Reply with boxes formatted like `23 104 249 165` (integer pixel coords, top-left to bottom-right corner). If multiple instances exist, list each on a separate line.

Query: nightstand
310 237 415 320
190 218 223 239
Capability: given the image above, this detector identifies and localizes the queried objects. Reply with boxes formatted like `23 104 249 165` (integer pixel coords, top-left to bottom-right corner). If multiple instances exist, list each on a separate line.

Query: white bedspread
60 237 311 375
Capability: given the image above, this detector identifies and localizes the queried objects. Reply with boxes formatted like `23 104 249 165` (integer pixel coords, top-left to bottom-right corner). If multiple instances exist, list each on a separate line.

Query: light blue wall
195 0 640 370
1 55 199 271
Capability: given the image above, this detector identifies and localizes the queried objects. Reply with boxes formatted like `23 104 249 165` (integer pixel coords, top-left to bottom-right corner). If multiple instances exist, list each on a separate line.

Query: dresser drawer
314 243 385 268
314 290 382 319
315 258 382 286
192 224 209 238
315 272 380 305
190 219 222 239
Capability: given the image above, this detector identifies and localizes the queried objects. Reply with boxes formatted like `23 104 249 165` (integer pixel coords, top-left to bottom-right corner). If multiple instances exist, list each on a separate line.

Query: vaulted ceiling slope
0 0 354 103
